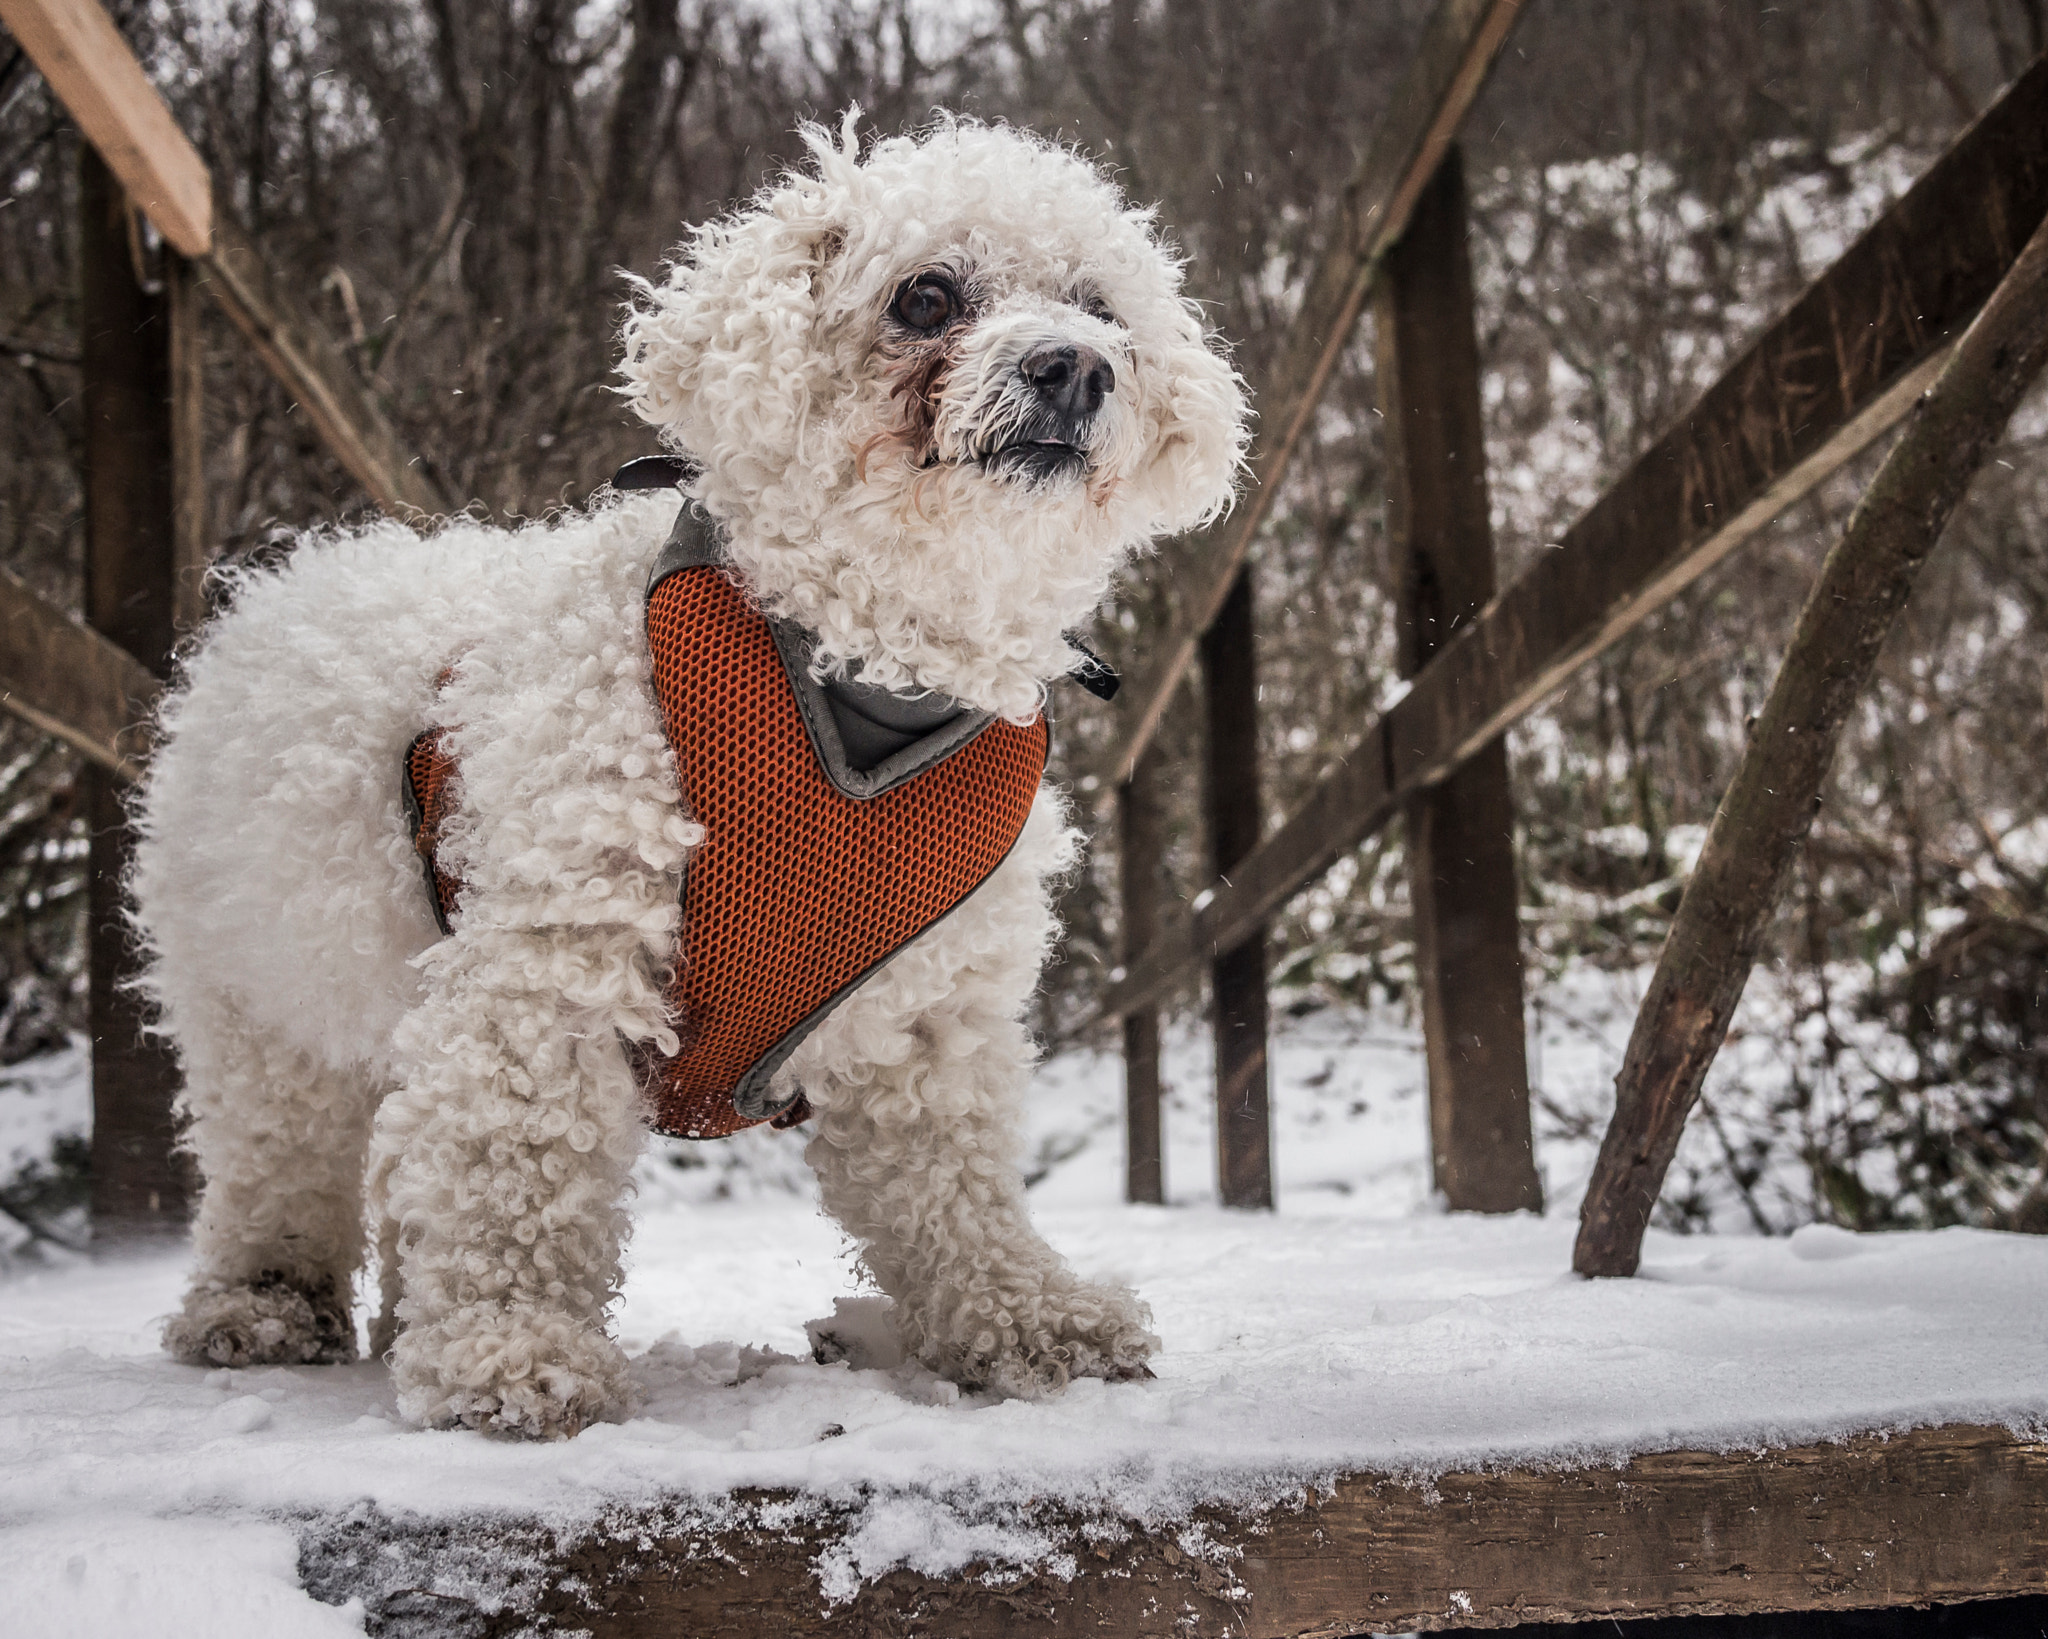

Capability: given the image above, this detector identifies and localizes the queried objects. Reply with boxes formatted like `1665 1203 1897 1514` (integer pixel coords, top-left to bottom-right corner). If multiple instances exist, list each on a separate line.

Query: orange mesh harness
403 502 1051 1140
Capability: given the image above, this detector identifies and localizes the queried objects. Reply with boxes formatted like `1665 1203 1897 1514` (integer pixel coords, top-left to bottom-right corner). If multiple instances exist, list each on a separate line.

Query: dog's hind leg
163 997 377 1367
371 930 648 1439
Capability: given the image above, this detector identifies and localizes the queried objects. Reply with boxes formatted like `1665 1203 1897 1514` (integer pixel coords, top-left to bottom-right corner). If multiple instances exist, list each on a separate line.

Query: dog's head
621 115 1249 720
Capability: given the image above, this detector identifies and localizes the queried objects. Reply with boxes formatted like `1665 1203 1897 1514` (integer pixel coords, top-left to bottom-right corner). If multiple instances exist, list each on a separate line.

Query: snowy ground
3 986 2045 1636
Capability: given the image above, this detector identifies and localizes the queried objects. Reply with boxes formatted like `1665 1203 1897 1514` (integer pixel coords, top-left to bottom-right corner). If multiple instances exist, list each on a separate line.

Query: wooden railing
1100 33 2048 1219
0 0 449 776
4 0 2044 1267
0 0 449 1236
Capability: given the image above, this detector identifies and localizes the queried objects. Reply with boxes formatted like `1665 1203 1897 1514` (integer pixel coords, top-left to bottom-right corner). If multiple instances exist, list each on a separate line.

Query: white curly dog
133 116 1247 1438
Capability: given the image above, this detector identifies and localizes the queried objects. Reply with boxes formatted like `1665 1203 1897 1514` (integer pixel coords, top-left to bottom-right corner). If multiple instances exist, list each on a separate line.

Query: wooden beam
0 0 211 256
1574 200 2048 1279
197 206 450 516
1119 749 1165 1205
1093 51 2048 1027
1093 0 1525 787
0 0 448 516
80 139 188 1239
317 1425 2046 1634
0 570 157 777
1379 146 1539 1215
1202 567 1272 1210
169 252 209 634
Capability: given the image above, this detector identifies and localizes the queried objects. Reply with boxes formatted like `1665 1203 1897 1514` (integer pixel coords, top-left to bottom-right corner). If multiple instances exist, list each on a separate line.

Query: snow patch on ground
0 1516 366 1637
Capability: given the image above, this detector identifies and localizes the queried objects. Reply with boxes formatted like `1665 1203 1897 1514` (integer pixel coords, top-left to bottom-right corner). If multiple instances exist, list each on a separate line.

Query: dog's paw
930 1277 1159 1399
163 1271 358 1367
391 1305 633 1440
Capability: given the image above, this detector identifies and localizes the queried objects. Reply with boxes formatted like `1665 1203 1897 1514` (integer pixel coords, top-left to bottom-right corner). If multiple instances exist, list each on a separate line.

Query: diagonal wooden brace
1572 201 2048 1279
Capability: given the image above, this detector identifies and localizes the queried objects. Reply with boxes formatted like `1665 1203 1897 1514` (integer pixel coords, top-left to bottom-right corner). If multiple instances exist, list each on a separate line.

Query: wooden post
1573 204 2048 1278
168 254 209 633
1202 567 1272 1210
1119 747 1165 1205
1379 146 1541 1214
1093 0 1527 789
80 144 190 1241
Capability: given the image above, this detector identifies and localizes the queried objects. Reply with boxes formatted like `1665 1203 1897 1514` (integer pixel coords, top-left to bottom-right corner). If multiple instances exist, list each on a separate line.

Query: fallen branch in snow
1574 199 2048 1280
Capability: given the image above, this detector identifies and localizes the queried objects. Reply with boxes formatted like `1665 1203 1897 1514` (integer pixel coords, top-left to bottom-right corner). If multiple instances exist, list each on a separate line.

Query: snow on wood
481 1424 2042 1634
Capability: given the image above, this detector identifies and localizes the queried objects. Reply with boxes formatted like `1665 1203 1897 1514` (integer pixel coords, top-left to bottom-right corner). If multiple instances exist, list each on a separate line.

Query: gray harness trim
648 503 995 801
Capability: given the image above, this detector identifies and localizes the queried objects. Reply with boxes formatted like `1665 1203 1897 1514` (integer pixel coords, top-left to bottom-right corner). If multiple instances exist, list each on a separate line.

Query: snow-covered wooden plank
351 1424 2044 1634
1098 51 2048 1028
10 1178 2044 1624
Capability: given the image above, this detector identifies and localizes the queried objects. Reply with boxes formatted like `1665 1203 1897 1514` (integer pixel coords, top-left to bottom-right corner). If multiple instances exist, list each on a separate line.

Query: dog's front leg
370 930 646 1438
805 1009 1157 1396
801 828 1158 1397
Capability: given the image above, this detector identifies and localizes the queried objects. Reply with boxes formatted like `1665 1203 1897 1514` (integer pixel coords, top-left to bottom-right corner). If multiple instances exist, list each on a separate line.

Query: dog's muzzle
983 342 1114 482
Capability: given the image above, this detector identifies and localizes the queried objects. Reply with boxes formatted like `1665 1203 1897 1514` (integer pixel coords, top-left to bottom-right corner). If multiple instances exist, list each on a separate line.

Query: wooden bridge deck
305 1423 2043 1635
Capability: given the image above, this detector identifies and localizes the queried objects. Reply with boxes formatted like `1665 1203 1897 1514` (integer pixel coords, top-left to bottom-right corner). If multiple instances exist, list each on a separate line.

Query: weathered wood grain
79 140 188 1237
1119 748 1166 1205
1201 566 1274 1209
419 1425 2047 1636
1094 0 1526 787
1094 53 2048 1028
0 0 211 255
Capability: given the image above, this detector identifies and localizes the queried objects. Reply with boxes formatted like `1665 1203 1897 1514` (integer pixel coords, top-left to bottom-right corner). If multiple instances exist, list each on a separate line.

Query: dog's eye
893 278 957 333
1083 295 1120 327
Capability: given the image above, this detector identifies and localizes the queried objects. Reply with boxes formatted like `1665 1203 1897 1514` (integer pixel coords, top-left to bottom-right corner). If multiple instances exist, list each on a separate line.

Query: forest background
0 0 2044 1238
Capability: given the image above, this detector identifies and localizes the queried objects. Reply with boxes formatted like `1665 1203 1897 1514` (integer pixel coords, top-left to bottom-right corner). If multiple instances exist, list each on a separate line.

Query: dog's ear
1126 306 1253 538
619 140 854 481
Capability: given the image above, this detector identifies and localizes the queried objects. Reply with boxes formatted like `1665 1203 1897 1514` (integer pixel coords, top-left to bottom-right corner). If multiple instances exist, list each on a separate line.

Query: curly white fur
133 115 1247 1438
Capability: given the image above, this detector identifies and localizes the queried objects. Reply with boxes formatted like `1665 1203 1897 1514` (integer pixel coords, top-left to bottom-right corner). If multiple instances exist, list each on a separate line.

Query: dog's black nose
1020 343 1114 416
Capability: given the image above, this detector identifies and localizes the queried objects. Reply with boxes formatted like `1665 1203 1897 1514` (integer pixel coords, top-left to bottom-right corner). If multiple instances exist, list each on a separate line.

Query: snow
2 1517 366 1638
0 1038 89 1263
0 1038 88 1176
3 998 2047 1634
